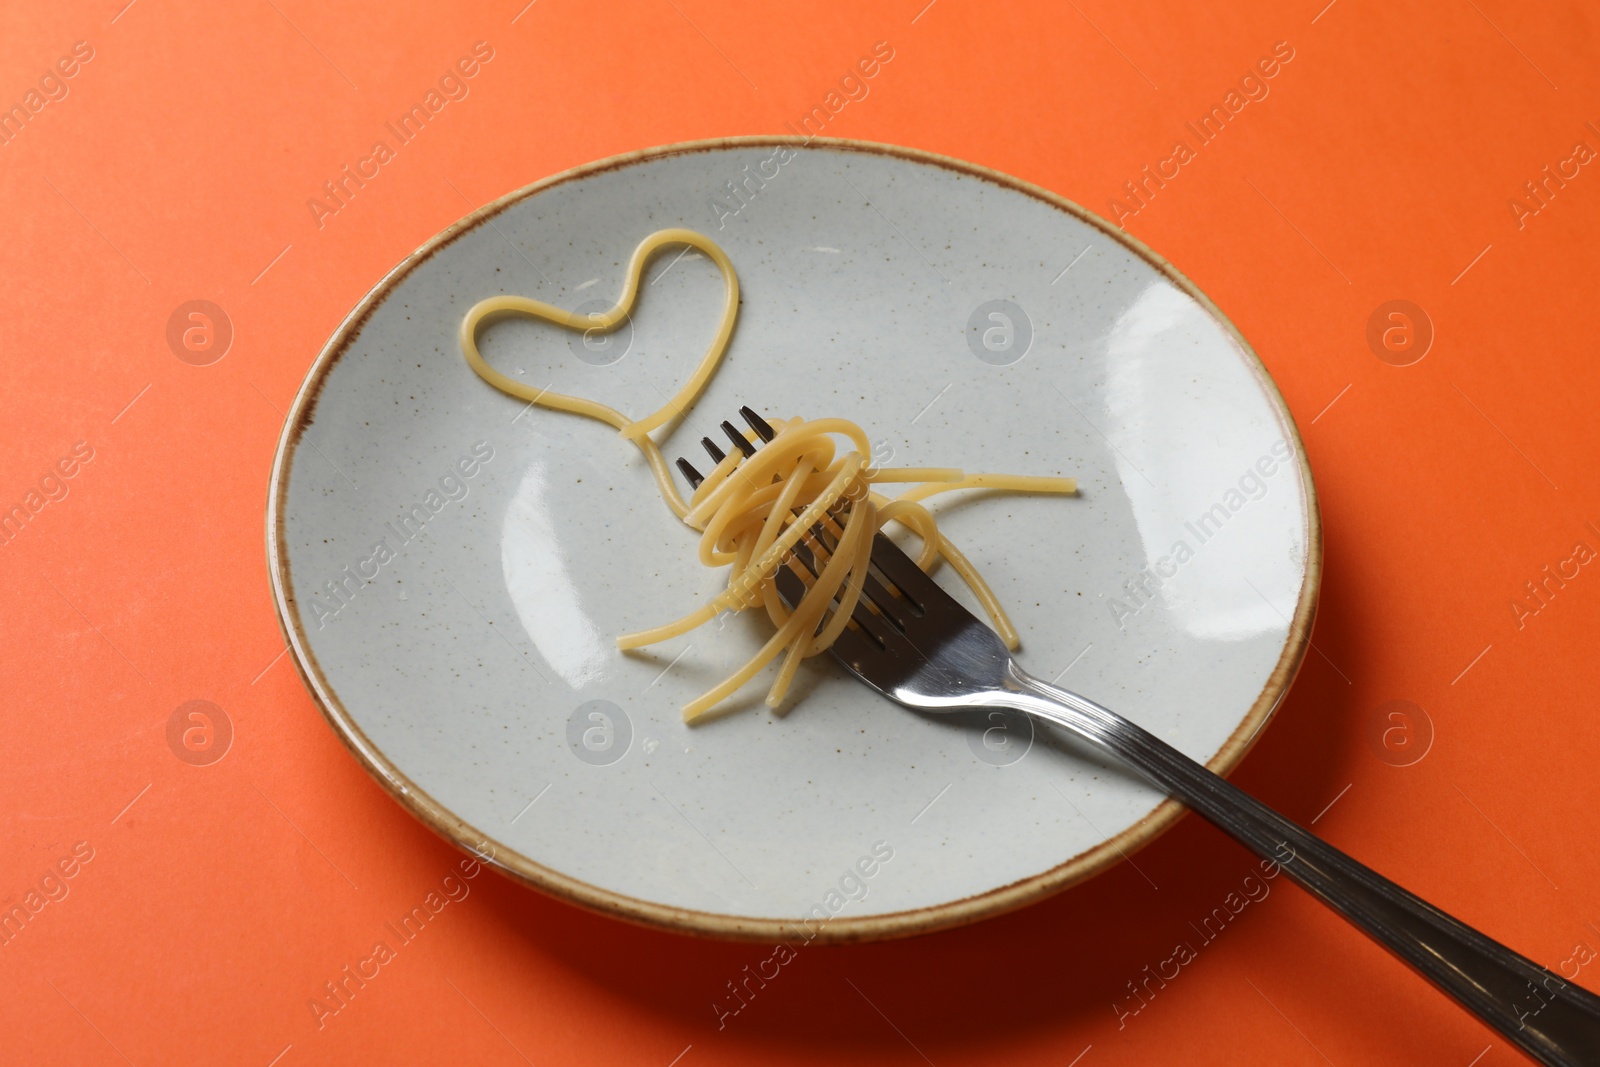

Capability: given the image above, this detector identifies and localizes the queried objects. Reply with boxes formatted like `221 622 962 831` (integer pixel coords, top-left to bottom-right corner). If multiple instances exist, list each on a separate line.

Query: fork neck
978 665 1130 749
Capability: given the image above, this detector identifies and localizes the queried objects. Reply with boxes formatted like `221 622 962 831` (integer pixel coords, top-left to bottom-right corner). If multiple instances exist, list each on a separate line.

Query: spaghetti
459 228 1075 721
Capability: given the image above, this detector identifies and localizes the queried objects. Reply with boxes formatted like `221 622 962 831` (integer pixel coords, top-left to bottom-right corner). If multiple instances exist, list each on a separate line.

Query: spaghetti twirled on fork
460 228 1074 721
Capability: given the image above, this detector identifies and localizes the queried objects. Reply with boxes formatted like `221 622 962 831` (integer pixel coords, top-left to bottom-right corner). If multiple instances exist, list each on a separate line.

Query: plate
267 137 1319 942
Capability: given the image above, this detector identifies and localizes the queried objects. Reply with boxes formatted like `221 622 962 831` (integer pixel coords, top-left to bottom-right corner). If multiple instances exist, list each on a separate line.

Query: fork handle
1005 671 1600 1067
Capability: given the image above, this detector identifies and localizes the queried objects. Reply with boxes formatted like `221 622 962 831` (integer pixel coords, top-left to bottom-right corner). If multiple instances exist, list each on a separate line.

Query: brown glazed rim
265 135 1323 945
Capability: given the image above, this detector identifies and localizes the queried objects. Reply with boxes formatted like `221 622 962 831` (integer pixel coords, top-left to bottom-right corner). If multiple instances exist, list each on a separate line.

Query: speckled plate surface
266 137 1319 942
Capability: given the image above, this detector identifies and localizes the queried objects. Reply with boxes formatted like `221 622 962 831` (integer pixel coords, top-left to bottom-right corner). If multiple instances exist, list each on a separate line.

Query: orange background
3 1 1598 1063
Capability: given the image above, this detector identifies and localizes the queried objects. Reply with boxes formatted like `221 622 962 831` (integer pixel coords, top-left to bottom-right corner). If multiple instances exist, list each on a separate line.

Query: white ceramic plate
267 138 1319 942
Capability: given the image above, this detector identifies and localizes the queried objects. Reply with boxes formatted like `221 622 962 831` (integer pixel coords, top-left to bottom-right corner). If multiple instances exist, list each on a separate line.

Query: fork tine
674 407 986 694
674 406 770 481
722 420 758 458
677 409 950 626
773 562 889 670
740 406 777 442
676 457 705 490
858 570 917 631
860 532 951 613
806 512 916 634
675 405 950 651
784 537 895 649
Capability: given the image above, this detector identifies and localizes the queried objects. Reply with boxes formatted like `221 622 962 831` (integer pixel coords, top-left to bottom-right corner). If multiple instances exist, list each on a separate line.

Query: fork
678 408 1600 1067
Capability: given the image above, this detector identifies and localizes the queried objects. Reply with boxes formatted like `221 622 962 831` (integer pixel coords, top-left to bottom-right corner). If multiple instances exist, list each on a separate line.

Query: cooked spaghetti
459 228 1075 721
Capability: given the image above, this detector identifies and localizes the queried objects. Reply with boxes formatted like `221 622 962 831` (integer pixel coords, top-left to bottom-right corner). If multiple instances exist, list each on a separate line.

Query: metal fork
679 408 1600 1067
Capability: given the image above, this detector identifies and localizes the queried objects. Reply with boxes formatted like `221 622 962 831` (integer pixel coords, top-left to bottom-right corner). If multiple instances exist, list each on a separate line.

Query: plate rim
265 134 1323 944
